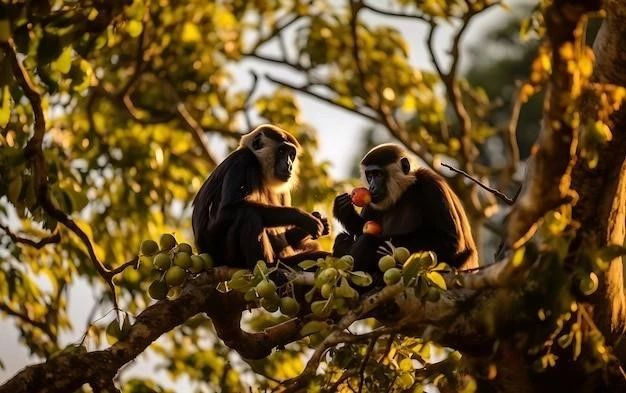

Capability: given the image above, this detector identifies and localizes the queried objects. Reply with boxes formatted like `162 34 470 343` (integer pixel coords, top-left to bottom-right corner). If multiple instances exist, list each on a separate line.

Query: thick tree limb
0 252 525 393
570 0 626 348
505 1 603 248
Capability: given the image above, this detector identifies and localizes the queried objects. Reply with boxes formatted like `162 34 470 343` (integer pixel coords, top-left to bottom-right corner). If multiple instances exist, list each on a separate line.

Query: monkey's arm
333 193 366 234
285 212 329 245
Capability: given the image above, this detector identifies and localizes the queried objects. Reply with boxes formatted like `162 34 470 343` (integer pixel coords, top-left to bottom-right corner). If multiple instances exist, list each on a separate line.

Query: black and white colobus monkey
332 144 478 272
192 124 330 269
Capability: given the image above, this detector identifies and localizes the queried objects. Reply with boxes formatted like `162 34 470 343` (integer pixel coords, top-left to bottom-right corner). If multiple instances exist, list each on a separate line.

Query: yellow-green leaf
52 46 73 74
126 20 143 38
426 271 447 290
0 85 11 127
181 22 202 43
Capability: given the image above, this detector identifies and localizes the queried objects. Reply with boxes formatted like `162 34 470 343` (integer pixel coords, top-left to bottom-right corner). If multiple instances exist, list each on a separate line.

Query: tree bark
571 0 626 348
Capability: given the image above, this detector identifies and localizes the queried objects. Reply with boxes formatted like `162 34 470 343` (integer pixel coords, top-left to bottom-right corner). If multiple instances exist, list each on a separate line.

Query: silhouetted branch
361 2 428 21
0 224 61 249
441 163 515 205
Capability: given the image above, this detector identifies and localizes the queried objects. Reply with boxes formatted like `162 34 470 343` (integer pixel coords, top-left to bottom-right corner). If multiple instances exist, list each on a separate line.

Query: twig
358 339 376 393
361 2 428 21
175 102 218 167
0 303 55 339
330 371 357 392
243 71 260 130
108 257 139 276
265 74 379 123
502 83 523 188
441 162 515 205
0 224 61 249
1 39 119 309
278 284 405 392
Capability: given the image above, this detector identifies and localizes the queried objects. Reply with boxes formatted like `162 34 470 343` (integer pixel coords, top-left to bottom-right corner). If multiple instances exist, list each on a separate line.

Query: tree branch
0 224 61 249
1 40 119 303
505 1 602 248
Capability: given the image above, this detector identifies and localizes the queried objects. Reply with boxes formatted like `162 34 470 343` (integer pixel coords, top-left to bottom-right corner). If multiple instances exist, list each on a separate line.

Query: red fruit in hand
363 221 382 235
351 187 371 207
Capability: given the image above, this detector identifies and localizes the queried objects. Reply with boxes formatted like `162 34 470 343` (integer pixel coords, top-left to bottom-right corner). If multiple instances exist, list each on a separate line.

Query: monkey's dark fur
333 144 478 275
192 124 329 269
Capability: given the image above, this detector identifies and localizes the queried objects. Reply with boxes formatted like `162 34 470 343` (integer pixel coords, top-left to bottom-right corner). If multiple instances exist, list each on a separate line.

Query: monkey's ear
252 133 263 150
400 157 410 174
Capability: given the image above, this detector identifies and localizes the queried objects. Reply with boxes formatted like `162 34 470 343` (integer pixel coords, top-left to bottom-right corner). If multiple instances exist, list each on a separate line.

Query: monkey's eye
366 170 383 182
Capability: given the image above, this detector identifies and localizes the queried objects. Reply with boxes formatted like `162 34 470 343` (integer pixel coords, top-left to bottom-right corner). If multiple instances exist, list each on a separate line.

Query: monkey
332 143 478 275
191 124 330 270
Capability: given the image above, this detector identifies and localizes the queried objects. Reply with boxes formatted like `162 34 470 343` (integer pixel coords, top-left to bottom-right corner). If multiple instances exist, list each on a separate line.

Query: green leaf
0 84 11 127
228 277 250 291
298 259 319 270
402 254 421 284
181 22 201 43
126 20 143 38
51 46 72 74
511 247 525 267
300 321 328 336
304 286 316 303
426 271 447 290
348 271 372 287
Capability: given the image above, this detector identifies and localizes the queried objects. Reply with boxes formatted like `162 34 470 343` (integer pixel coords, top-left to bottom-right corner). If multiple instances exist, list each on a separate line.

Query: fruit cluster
228 261 300 316
300 255 372 318
377 247 449 302
137 234 214 300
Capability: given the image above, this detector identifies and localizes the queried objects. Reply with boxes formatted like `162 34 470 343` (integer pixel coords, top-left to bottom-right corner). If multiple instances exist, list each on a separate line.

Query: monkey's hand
296 211 325 239
312 211 330 236
333 193 364 234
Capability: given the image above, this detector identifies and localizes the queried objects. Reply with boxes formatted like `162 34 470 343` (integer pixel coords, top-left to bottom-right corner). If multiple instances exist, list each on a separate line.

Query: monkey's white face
241 128 300 193
361 161 415 211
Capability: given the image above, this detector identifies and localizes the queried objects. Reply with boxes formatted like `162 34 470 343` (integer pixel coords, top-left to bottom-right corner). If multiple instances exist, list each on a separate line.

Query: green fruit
148 280 168 300
393 247 411 264
378 255 396 272
280 297 300 316
261 297 279 313
106 320 121 344
177 243 193 254
311 300 331 318
149 280 168 299
255 280 277 298
383 268 402 285
199 253 214 270
123 268 141 287
174 252 192 269
579 272 599 295
425 287 441 302
165 266 186 287
159 233 177 251
244 288 257 302
189 255 204 273
338 255 354 270
320 283 334 299
154 253 171 270
138 255 154 276
167 286 183 299
140 240 159 256
318 267 338 283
